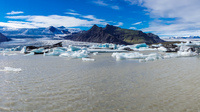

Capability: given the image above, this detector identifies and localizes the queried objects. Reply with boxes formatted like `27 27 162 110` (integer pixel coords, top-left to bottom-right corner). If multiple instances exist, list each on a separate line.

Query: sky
1 0 200 38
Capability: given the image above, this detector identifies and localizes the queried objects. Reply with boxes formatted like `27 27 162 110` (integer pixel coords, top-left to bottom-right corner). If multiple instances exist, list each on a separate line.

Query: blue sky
1 0 200 38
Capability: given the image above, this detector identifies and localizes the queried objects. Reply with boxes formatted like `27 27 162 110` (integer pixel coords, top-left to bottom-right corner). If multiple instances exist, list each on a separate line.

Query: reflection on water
0 52 200 111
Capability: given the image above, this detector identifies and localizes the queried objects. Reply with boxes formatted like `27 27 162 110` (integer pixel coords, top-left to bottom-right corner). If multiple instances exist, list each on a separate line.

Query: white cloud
132 21 142 25
2 13 110 28
68 9 76 12
6 11 24 15
93 0 108 6
111 6 120 10
65 12 80 16
114 22 123 27
129 27 136 29
125 0 200 37
93 0 120 10
124 0 143 5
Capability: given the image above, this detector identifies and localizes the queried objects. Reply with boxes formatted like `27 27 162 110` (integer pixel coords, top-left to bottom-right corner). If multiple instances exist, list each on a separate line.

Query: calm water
0 52 200 112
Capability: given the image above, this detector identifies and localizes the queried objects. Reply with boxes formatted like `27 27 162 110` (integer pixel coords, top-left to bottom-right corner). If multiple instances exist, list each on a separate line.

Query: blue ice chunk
135 43 148 49
68 45 81 51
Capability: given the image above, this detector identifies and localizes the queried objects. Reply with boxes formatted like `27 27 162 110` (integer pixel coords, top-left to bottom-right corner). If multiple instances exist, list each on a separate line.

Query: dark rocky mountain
65 24 165 45
0 33 9 42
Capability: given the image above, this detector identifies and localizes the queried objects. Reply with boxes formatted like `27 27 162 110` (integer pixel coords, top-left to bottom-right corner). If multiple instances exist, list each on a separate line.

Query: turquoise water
0 52 200 111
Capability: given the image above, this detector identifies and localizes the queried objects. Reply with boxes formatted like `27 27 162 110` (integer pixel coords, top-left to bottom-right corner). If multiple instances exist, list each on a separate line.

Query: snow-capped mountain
0 26 81 39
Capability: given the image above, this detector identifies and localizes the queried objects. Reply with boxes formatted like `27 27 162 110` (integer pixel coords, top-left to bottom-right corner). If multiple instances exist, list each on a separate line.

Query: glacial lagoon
1 50 200 111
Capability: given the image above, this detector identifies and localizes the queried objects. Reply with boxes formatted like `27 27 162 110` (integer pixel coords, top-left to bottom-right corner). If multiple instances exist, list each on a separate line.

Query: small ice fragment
3 53 18 56
157 46 167 52
139 59 146 62
0 67 22 72
93 52 98 55
24 52 34 56
82 58 95 61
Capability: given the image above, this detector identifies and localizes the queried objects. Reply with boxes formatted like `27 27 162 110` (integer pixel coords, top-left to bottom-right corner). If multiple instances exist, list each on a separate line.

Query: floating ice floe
112 52 147 61
88 49 127 53
117 43 155 51
177 51 198 57
24 52 34 56
0 67 22 72
90 43 117 49
82 58 95 61
112 52 179 62
151 43 162 48
60 50 89 58
157 46 167 52
67 45 82 51
2 53 18 56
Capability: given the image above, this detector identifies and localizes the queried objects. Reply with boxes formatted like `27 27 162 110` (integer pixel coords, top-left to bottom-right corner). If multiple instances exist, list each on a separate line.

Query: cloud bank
126 0 200 37
1 10 117 28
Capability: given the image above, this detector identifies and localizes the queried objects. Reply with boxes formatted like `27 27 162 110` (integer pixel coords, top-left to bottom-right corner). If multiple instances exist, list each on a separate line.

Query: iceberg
112 52 177 62
177 51 198 57
163 53 178 59
117 43 149 51
112 52 146 61
82 58 95 61
20 46 26 53
30 48 45 54
2 53 17 56
67 45 81 51
44 51 61 56
134 43 148 49
24 52 34 56
60 50 89 58
0 67 22 72
157 46 167 52
93 52 98 55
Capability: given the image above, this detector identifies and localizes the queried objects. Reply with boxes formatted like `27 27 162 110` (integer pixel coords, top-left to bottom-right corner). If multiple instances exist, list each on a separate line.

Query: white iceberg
24 52 34 56
163 53 178 59
112 52 176 62
60 50 89 58
157 46 167 52
20 46 26 53
177 51 198 57
0 67 22 72
93 52 98 55
82 58 95 61
112 52 147 61
117 43 150 51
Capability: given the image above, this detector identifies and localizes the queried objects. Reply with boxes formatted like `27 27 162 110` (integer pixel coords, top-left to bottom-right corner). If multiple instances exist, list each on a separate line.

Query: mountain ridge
0 33 10 42
65 24 165 45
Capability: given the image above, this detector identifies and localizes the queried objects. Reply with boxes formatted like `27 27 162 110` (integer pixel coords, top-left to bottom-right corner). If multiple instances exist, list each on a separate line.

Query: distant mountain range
65 24 164 45
165 36 200 40
0 26 81 39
